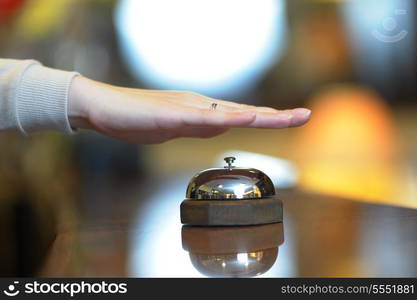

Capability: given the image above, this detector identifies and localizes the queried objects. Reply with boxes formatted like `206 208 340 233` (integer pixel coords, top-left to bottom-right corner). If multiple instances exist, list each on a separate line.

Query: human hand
68 76 311 144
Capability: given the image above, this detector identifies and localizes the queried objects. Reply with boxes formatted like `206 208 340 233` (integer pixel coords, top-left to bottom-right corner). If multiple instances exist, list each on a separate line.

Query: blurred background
0 0 416 277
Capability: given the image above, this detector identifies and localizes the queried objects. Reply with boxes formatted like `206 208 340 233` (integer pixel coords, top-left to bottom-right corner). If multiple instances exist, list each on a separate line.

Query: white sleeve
0 58 79 135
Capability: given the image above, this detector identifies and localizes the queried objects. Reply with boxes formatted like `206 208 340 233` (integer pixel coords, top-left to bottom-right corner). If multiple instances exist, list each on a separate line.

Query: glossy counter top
38 175 417 277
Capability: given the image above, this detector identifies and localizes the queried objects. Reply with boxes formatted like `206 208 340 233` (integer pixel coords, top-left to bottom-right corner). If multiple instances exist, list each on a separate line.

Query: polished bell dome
189 248 278 277
186 157 275 200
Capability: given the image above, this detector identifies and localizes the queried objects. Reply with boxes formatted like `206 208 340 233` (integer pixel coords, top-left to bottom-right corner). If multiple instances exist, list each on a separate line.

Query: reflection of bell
182 223 284 277
181 157 283 225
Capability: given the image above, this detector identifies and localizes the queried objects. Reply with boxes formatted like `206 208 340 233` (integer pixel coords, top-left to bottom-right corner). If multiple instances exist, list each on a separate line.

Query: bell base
180 197 283 226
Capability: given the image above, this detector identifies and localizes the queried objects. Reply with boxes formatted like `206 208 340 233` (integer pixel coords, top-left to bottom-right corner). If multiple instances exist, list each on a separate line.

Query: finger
289 108 312 127
179 108 257 127
248 108 311 128
185 94 279 113
190 94 283 113
248 111 293 128
200 102 278 113
179 106 312 129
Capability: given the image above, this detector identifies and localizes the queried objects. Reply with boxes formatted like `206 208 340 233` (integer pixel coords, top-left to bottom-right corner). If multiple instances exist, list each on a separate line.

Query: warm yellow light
293 85 410 207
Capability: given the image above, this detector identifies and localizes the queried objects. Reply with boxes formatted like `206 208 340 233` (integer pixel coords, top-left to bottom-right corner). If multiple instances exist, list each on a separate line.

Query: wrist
68 76 93 129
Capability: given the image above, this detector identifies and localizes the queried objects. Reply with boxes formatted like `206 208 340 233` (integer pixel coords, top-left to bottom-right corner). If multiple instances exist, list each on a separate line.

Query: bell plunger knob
224 156 236 169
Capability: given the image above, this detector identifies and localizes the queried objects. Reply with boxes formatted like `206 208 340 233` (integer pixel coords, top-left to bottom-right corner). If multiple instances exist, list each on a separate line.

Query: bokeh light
292 85 404 205
114 0 287 97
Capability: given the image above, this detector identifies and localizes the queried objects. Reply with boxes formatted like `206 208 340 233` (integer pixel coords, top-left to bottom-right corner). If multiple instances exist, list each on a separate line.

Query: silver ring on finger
210 103 218 110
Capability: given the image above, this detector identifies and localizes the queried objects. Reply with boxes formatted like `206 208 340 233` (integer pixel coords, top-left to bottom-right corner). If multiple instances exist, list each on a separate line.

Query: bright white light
237 253 249 267
128 176 203 277
115 0 286 97
234 184 246 198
